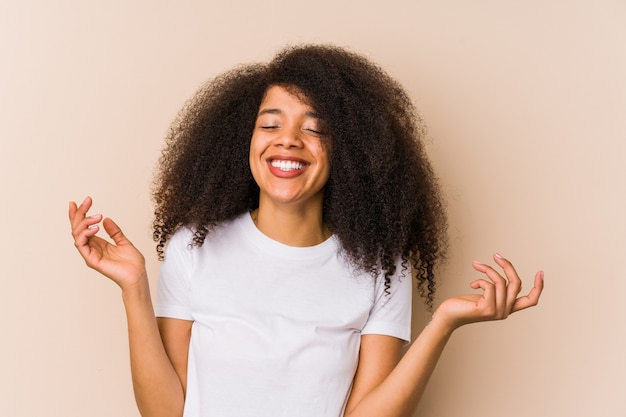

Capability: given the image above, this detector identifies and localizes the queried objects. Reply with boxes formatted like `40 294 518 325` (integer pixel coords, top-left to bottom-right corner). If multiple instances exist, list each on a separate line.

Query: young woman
69 44 543 417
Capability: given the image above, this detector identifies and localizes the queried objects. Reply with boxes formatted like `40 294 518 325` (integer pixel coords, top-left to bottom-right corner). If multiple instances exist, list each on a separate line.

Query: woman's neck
250 204 331 247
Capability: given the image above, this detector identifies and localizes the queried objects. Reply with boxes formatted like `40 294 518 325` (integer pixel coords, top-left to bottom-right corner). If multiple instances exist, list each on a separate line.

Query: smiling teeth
270 160 305 171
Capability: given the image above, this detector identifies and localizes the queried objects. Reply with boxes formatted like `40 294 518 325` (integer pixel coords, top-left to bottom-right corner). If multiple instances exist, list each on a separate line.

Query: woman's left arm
344 334 405 414
344 253 544 417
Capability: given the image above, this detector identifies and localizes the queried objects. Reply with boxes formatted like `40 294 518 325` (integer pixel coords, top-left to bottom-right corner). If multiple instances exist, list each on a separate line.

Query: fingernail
495 252 504 259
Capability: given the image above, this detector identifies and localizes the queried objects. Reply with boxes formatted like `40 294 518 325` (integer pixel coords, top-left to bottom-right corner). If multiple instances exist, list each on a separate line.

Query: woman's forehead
258 85 317 115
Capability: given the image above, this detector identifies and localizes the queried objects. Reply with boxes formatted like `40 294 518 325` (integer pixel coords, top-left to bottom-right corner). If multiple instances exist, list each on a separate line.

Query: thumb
102 218 130 246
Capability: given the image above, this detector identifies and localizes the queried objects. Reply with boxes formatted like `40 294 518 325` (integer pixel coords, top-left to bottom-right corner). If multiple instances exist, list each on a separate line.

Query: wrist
428 310 462 336
120 273 151 301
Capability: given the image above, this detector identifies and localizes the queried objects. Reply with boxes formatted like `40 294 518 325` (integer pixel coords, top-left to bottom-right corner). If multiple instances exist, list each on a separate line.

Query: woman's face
249 85 330 211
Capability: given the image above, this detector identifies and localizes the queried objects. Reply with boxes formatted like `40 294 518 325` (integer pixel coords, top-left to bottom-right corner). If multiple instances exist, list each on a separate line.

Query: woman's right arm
69 197 189 417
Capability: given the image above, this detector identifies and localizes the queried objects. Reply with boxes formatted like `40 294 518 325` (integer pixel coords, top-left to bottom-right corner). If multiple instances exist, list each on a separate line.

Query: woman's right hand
69 196 147 290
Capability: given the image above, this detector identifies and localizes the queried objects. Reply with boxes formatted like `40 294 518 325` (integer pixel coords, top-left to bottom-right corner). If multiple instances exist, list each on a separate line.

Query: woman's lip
266 157 309 178
267 155 309 163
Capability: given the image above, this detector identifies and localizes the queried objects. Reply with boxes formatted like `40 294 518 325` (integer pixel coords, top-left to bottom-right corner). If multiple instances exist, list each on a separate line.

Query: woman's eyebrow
257 108 281 116
257 108 320 119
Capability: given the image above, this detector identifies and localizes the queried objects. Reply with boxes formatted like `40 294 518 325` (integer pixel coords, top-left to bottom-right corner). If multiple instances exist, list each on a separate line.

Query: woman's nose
274 126 304 148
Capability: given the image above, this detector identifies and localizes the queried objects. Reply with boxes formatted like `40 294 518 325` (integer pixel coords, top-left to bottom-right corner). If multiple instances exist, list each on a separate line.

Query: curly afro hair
152 44 448 308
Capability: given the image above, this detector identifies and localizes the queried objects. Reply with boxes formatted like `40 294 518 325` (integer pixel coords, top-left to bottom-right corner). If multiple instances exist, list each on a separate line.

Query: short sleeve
154 228 195 320
360 260 413 343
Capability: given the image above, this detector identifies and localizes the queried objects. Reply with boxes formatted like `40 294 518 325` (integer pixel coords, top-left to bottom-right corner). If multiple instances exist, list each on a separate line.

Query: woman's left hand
432 253 544 331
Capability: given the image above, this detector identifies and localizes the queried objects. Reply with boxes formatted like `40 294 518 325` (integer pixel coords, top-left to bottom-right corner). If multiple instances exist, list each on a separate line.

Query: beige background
1 1 624 416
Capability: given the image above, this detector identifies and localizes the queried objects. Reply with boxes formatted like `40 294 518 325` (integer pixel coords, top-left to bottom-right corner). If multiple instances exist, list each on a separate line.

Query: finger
72 222 103 260
102 218 130 246
68 201 77 222
512 271 545 313
76 196 93 216
69 196 93 230
72 213 103 241
69 200 83 228
70 200 103 252
469 279 497 318
472 261 507 317
493 253 523 314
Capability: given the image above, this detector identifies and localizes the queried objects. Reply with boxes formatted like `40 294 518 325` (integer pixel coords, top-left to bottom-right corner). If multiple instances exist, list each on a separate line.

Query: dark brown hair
152 44 448 308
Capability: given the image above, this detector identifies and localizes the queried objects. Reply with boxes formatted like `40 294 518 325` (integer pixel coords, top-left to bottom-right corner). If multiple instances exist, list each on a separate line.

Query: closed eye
304 128 326 136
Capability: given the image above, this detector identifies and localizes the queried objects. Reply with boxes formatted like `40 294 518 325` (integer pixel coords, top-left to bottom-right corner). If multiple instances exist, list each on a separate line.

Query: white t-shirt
155 213 412 417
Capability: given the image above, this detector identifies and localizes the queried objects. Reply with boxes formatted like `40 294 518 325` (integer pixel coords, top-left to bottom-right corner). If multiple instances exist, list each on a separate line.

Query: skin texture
69 44 544 417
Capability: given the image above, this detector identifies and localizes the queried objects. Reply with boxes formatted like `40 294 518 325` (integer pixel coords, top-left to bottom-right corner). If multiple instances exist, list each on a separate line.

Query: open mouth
269 159 307 171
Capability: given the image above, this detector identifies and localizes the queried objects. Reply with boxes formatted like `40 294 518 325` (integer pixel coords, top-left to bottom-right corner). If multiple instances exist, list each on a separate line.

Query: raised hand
69 196 147 289
433 253 544 330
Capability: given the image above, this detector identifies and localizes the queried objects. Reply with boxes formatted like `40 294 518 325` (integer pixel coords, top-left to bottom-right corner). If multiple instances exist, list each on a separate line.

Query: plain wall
1 1 624 416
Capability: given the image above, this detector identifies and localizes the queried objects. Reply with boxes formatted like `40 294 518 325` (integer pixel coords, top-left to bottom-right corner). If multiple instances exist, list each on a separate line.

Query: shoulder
166 214 248 250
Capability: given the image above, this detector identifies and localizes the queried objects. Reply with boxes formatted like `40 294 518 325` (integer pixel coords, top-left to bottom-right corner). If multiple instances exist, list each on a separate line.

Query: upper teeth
271 160 305 171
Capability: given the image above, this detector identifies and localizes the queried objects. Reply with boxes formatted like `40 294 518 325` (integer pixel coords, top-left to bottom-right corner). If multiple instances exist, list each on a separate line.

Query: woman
69 44 543 417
